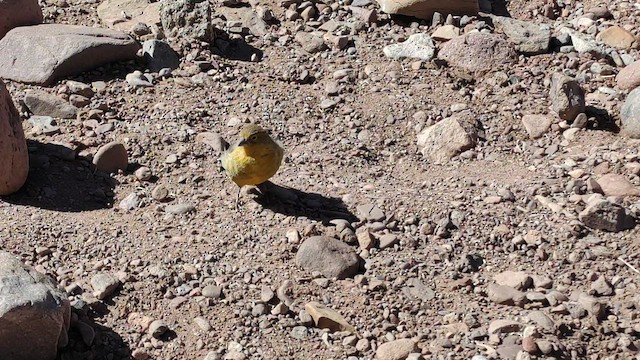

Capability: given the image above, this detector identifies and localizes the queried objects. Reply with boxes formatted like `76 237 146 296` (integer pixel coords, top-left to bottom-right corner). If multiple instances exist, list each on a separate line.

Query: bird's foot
241 185 264 201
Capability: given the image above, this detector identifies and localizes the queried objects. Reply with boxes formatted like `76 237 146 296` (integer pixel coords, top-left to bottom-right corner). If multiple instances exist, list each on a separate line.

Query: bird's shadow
1 140 116 212
253 181 358 223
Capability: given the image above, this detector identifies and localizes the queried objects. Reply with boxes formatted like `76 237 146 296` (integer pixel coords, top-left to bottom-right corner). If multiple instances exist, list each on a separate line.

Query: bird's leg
235 187 242 210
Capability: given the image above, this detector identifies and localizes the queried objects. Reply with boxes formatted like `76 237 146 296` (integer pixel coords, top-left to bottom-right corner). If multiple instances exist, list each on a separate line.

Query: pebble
304 301 354 332
93 141 128 173
148 319 168 338
165 203 196 215
375 339 418 360
90 273 120 300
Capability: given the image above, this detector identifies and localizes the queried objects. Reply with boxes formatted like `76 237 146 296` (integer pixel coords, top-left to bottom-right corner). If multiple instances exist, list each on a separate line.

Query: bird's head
237 124 271 146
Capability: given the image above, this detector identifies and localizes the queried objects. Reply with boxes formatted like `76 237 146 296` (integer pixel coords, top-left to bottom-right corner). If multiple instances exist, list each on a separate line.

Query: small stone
488 319 523 334
375 339 418 360
522 337 538 354
304 302 354 332
356 203 385 222
487 283 526 306
378 234 399 249
521 115 551 139
383 33 436 61
432 25 460 41
357 229 375 250
295 32 326 53
417 115 478 163
493 271 532 291
165 203 196 215
148 320 168 338
617 61 640 90
527 310 555 332
590 275 613 296
134 166 152 181
550 72 585 122
93 141 128 173
296 236 359 279
193 316 211 332
126 70 153 87
202 285 223 299
91 273 120 300
151 185 170 201
131 349 150 360
119 192 140 211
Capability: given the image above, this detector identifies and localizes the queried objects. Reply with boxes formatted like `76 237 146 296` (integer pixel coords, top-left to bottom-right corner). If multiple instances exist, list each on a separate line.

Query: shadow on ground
253 181 358 223
212 30 264 62
57 321 131 360
1 140 115 212
587 106 620 133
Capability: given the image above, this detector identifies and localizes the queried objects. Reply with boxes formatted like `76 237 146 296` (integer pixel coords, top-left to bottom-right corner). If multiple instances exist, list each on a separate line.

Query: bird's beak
237 139 247 146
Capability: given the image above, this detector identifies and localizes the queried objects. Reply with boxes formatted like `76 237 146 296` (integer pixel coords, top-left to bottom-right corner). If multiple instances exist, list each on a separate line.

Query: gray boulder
160 0 215 42
622 88 640 138
0 251 70 360
0 24 139 85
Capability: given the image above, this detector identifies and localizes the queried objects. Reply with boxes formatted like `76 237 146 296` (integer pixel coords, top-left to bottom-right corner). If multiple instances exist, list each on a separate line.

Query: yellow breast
221 142 284 187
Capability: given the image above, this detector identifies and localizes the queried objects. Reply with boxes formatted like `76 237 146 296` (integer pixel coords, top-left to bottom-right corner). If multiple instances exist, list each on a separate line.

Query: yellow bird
220 124 284 207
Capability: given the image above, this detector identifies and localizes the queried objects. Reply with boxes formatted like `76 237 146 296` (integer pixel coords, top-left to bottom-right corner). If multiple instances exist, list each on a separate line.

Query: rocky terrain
1 0 640 359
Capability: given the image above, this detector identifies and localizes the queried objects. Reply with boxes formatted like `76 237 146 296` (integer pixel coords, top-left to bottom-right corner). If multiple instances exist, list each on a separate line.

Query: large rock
0 251 70 360
550 73 585 122
97 0 161 31
416 114 478 163
438 33 517 74
160 0 215 42
616 61 640 90
24 91 78 119
0 24 139 85
295 236 360 279
491 15 550 55
383 33 435 61
0 83 28 196
375 0 478 21
0 0 43 39
622 87 640 138
596 174 640 197
579 198 634 232
596 26 636 50
143 40 180 72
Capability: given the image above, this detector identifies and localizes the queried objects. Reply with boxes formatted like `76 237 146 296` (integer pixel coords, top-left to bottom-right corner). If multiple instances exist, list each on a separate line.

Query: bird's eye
250 135 258 141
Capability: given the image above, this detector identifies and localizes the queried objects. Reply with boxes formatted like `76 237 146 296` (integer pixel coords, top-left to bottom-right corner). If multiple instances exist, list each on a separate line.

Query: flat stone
493 271 532 291
0 0 43 39
596 174 640 197
521 114 552 139
202 285 223 299
93 142 128 173
0 83 28 195
417 114 478 163
488 319 523 334
432 25 460 41
550 72 585 122
492 15 550 54
616 61 640 90
562 29 607 56
487 283 526 306
375 339 418 360
597 26 636 49
438 33 516 74
295 236 360 279
622 88 640 138
356 203 386 222
24 91 77 119
0 24 139 85
304 302 354 332
165 203 196 215
527 310 555 332
383 33 436 61
375 0 478 20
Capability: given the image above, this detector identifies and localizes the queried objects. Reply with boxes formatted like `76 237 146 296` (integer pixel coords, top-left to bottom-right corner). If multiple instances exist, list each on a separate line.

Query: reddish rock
0 83 28 196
